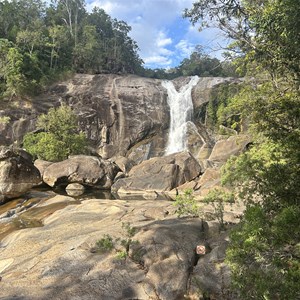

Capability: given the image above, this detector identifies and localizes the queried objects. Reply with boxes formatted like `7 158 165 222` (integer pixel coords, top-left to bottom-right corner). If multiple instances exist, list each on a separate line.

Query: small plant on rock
95 234 114 253
174 189 199 218
203 188 235 230
93 223 140 261
116 222 139 259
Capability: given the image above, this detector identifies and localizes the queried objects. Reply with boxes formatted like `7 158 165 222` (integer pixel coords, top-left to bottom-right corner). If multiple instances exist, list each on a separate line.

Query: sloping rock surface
112 151 202 194
0 199 203 300
0 147 41 203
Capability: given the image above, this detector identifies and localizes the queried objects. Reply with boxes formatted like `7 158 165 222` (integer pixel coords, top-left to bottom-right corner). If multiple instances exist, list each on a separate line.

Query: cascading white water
162 76 199 155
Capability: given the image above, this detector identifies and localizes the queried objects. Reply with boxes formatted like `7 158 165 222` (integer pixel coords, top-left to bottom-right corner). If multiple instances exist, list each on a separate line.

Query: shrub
203 188 235 229
23 105 87 161
174 189 199 218
95 234 114 253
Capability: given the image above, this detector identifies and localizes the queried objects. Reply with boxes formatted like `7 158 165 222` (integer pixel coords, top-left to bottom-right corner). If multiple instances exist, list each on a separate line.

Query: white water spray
162 76 199 155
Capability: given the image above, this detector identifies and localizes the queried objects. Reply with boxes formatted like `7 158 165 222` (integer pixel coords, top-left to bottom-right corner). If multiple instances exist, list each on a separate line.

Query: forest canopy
0 0 144 98
0 0 237 99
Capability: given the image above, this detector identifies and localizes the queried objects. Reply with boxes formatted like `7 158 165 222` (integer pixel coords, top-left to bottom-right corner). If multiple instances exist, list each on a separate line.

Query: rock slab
0 199 204 300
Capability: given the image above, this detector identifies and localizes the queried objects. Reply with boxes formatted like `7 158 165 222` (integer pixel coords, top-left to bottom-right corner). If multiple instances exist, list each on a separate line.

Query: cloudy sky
85 0 228 69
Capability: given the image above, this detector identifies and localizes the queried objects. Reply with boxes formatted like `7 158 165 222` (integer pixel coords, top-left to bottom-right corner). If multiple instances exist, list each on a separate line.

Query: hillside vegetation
186 0 300 298
0 0 238 100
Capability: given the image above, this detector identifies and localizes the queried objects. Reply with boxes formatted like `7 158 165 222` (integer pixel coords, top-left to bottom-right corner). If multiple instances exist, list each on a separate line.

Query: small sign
196 245 206 255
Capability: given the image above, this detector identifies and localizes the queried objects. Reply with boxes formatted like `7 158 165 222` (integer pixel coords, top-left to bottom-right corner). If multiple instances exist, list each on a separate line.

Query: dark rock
0 75 237 164
0 146 41 203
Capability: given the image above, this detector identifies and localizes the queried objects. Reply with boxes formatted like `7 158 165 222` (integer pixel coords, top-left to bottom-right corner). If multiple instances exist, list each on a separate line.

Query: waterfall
162 76 199 155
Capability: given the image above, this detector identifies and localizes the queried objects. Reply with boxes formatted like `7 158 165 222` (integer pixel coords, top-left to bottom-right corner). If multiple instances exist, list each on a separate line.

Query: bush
93 222 140 261
23 105 88 161
203 188 235 230
95 234 114 253
174 189 199 218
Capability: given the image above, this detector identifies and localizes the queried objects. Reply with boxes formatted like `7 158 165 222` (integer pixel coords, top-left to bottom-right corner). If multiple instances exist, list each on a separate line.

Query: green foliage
118 222 139 259
226 205 300 300
95 234 114 253
0 116 10 125
205 83 242 133
203 188 235 229
23 105 87 161
122 222 137 238
174 189 199 218
93 222 140 261
116 250 128 260
0 0 144 99
186 0 300 298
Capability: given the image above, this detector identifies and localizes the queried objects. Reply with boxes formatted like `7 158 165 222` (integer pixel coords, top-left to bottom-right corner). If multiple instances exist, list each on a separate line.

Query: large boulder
207 135 251 167
0 147 41 203
42 155 119 189
112 151 202 194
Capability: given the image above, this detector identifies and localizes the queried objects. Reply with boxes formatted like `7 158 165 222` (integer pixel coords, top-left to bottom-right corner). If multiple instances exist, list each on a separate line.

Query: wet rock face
0 74 238 163
0 147 41 203
40 74 170 160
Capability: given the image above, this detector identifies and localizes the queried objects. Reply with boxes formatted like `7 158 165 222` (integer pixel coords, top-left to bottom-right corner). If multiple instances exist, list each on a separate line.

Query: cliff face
0 74 237 161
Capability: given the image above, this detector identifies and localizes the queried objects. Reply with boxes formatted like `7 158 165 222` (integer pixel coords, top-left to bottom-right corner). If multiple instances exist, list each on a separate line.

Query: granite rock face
112 151 202 194
0 199 204 300
0 147 41 203
0 74 237 163
41 155 119 189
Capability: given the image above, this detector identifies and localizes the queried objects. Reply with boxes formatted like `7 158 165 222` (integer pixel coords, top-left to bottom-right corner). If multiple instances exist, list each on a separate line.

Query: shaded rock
0 147 41 203
132 218 203 300
43 155 119 189
65 183 85 196
114 171 126 182
189 240 237 299
112 156 135 174
112 151 202 194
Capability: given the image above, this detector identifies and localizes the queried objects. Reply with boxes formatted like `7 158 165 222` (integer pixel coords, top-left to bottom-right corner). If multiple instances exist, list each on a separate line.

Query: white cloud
156 31 172 48
175 39 195 58
144 55 172 67
86 0 228 67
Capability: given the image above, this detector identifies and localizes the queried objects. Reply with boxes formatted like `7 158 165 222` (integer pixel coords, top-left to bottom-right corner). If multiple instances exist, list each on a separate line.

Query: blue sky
85 0 229 69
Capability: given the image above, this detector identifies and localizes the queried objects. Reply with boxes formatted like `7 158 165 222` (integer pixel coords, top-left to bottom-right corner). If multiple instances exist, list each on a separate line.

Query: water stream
162 76 199 155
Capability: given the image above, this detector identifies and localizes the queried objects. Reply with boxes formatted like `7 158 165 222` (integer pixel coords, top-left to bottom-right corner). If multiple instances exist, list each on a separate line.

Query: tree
0 39 26 99
179 46 223 77
23 105 88 161
185 0 300 298
51 0 86 46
